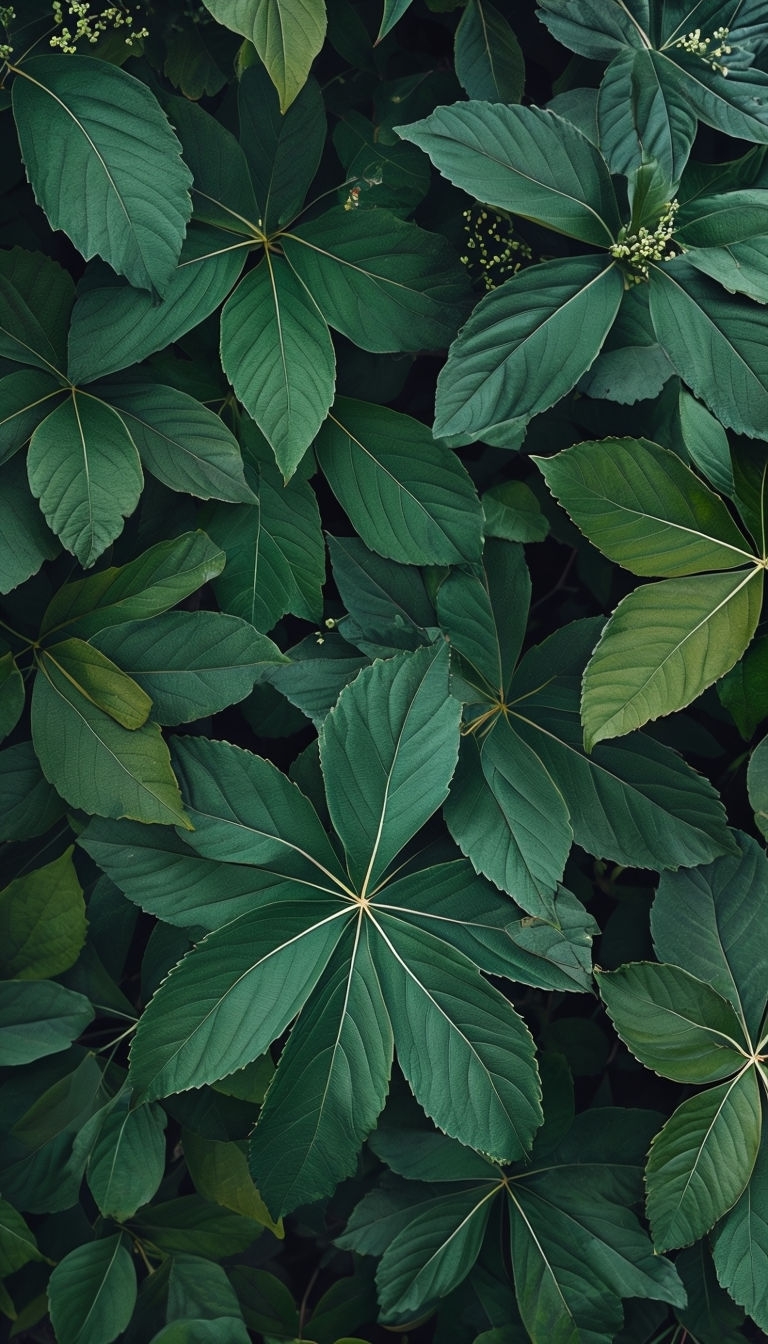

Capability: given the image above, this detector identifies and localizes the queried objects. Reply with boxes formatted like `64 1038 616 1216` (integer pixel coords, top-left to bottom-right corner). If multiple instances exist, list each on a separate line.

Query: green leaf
40 531 225 640
166 1252 251 1326
0 980 93 1065
238 65 325 229
748 734 768 840
536 0 651 61
0 368 63 464
67 227 246 385
581 567 764 748
454 0 524 104
0 247 74 372
31 658 191 828
683 237 768 305
0 1197 44 1277
47 1233 136 1344
437 539 530 696
646 1070 762 1251
482 482 549 543
597 963 749 1083
315 399 482 564
42 638 152 730
250 923 393 1216
661 50 768 145
597 49 696 183
92 611 285 725
433 257 623 446
376 1185 497 1321
183 1133 280 1230
649 258 768 437
0 453 58 593
132 1195 264 1258
0 740 65 842
444 723 571 919
377 0 413 40
329 534 436 656
98 381 256 504
79 818 286 930
220 258 335 479
27 392 142 568
712 1123 768 1333
162 94 260 234
0 275 68 377
87 1093 166 1221
719 634 768 738
397 103 621 246
0 847 86 980
319 643 461 889
283 208 471 353
535 437 754 576
509 618 736 870
0 650 24 744
678 387 735 497
13 57 191 296
170 734 347 880
129 900 349 1100
652 833 768 1041
372 916 542 1162
203 0 326 111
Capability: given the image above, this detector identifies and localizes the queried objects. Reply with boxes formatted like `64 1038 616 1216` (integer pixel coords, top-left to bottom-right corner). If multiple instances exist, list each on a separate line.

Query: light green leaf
87 1093 167 1221
220 258 335 479
98 381 256 504
31 657 191 828
646 1070 762 1251
0 847 86 980
315 399 482 564
652 833 768 1041
47 1233 136 1344
376 1185 497 1321
581 567 764 748
27 392 142 568
13 57 191 295
597 49 696 182
372 915 542 1161
433 256 623 446
238 65 325 230
0 980 93 1065
0 651 24 744
183 1132 281 1230
43 638 152 730
319 643 461 889
250 923 393 1216
397 103 621 247
0 368 63 464
535 437 754 576
712 1123 768 1333
283 208 471 353
129 900 349 1100
67 227 246 385
40 531 225 640
443 723 571 920
0 1197 45 1277
203 0 326 111
649 258 768 437
454 0 524 104
748 733 768 841
597 963 748 1083
92 611 285 725
170 734 347 881
510 618 736 870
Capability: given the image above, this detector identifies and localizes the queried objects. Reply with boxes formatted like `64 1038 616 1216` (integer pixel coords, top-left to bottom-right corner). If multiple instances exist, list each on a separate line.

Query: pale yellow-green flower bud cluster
49 1 148 54
609 200 680 283
460 206 533 292
0 4 15 60
672 25 732 75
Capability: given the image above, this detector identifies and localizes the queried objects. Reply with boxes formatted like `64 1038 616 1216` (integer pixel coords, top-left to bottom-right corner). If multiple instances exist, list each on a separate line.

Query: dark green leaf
597 49 696 182
48 1233 136 1344
238 65 325 229
87 1093 167 1221
13 57 191 295
0 368 63 463
536 0 651 61
377 1185 497 1321
454 0 524 104
0 981 93 1065
748 733 768 841
0 452 58 593
712 1123 768 1333
0 847 86 980
0 650 24 743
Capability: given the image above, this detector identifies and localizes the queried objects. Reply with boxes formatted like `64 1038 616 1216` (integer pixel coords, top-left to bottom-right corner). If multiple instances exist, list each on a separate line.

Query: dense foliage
1 1 768 1340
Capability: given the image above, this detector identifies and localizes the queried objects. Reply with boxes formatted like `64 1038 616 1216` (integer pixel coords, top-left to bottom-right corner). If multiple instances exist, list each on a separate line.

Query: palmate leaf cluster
0 1 768 1342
